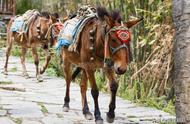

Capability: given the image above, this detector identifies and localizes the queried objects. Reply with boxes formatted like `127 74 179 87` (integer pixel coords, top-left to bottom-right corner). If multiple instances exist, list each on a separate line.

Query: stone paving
0 48 175 124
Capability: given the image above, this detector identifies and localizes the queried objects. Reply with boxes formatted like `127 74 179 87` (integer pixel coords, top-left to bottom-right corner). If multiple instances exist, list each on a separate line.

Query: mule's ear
124 17 143 28
97 7 114 26
62 16 69 22
51 13 59 23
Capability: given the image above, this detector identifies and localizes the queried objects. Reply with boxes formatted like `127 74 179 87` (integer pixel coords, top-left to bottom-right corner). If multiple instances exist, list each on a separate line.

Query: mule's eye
111 39 116 42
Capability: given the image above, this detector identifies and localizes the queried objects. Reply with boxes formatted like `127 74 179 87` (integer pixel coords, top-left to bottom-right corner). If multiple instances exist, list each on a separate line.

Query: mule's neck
93 21 107 60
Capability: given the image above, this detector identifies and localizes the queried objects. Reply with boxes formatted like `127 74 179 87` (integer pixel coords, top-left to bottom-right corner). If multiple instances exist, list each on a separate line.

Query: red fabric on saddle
54 22 64 32
116 30 131 43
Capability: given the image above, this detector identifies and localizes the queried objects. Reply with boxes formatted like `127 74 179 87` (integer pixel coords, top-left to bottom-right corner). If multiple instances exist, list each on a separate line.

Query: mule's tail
72 67 81 81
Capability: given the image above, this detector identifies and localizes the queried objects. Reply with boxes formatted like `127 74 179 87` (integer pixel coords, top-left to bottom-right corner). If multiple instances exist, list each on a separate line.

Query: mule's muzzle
115 67 126 75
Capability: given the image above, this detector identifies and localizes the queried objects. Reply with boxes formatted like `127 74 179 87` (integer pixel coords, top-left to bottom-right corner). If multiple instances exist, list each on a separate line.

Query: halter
104 24 131 68
106 25 131 55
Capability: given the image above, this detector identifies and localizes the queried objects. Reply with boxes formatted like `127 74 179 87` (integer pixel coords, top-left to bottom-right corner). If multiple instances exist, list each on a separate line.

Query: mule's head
49 22 63 47
97 7 143 75
36 12 53 39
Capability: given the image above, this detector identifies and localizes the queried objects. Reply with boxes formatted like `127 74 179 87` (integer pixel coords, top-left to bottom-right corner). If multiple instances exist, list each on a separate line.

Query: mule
53 7 143 123
3 11 58 82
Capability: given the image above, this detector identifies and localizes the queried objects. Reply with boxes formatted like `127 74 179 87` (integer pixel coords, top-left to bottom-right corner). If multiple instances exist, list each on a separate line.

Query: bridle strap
110 43 128 55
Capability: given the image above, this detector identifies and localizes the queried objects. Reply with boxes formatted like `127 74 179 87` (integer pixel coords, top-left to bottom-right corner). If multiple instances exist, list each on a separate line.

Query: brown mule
3 11 58 82
52 7 142 123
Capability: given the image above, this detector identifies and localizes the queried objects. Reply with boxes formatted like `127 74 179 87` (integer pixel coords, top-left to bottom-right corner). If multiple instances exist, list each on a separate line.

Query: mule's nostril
36 26 40 34
116 67 126 75
117 67 123 72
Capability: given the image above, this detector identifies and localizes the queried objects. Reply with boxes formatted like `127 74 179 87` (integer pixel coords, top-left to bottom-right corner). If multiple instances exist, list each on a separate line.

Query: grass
0 81 13 85
10 67 17 72
37 102 48 114
45 68 58 77
10 117 22 124
0 39 6 48
56 113 64 118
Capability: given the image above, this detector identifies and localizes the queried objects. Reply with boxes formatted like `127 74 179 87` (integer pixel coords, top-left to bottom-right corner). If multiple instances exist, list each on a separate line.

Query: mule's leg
31 47 43 82
104 68 118 123
62 60 72 112
20 47 29 78
87 70 103 124
3 32 13 75
80 70 93 120
40 45 51 74
72 67 81 81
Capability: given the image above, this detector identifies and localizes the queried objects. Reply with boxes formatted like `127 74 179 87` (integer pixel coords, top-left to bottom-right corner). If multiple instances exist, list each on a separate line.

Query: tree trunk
173 0 190 123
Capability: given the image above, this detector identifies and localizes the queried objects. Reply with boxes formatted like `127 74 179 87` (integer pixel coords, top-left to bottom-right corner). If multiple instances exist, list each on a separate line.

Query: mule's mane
96 7 121 23
40 11 51 19
97 7 109 20
111 10 121 23
51 13 59 19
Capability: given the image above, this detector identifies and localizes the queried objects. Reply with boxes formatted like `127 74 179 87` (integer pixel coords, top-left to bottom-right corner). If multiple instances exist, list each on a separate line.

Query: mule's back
10 10 40 33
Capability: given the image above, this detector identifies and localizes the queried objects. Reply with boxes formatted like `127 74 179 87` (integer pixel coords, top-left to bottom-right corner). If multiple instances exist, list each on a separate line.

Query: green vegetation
56 113 64 118
0 39 6 47
47 53 64 77
16 0 42 14
10 117 22 124
10 67 17 72
37 102 48 114
0 81 13 85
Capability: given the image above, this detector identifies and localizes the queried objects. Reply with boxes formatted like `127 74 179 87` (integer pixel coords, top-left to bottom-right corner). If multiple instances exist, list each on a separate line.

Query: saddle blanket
56 5 97 52
10 16 24 32
57 17 82 48
10 10 39 33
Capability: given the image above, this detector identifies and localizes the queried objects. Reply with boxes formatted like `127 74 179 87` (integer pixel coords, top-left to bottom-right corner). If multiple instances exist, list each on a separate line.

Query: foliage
16 0 42 14
47 51 64 77
0 81 13 85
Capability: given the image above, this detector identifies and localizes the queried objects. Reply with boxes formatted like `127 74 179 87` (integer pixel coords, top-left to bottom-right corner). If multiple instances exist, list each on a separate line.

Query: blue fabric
56 39 71 51
10 17 24 32
56 18 83 51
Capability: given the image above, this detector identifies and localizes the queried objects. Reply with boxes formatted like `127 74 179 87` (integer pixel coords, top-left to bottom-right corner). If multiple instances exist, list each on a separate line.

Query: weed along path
0 48 175 124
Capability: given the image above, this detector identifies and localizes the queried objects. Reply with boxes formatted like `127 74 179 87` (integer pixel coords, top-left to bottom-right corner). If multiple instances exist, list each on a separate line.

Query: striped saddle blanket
10 10 39 33
56 5 97 52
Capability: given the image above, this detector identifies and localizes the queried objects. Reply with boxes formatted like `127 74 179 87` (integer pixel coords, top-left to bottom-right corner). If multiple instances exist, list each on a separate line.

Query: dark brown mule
54 7 142 123
3 11 58 82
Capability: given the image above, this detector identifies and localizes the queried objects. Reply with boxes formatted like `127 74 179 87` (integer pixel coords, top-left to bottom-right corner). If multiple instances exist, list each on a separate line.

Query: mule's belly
13 33 47 48
62 48 103 69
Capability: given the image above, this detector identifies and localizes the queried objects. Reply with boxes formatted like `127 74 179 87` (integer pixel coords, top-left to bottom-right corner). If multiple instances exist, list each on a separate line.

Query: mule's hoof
63 106 69 112
40 69 45 74
95 119 104 124
84 112 93 120
37 75 43 82
106 112 115 123
2 70 8 75
106 113 115 123
23 73 29 79
25 75 30 79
